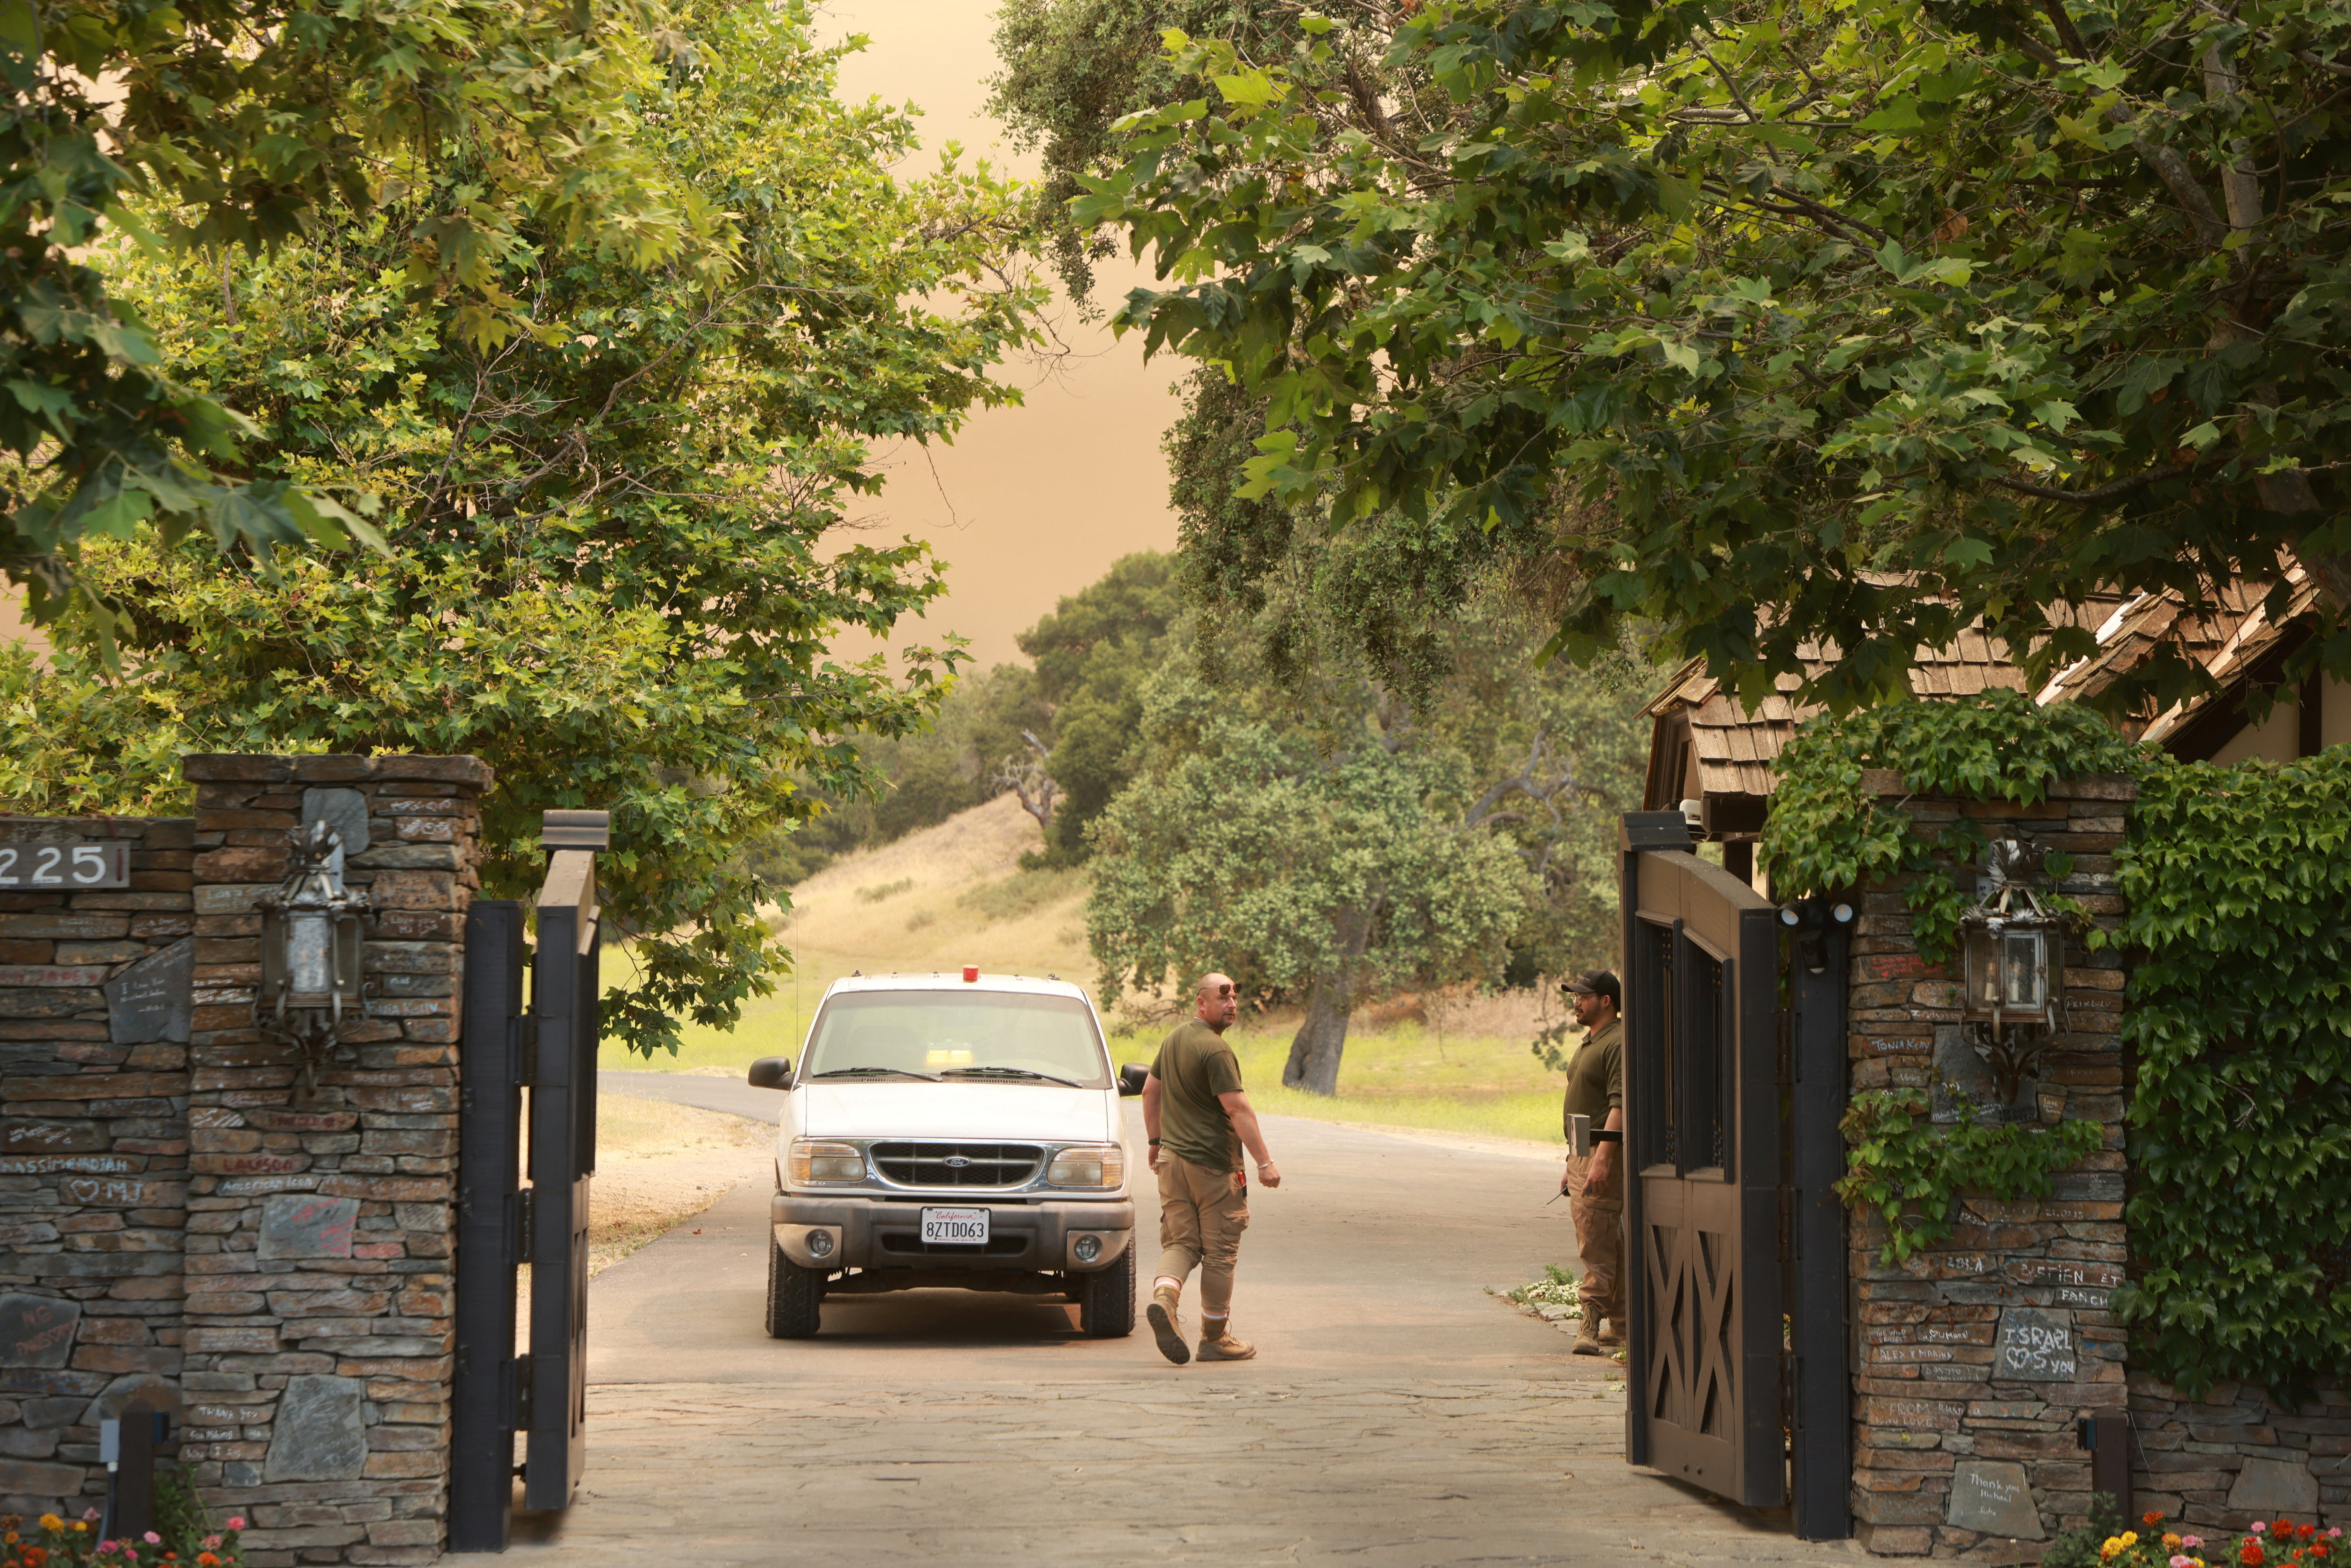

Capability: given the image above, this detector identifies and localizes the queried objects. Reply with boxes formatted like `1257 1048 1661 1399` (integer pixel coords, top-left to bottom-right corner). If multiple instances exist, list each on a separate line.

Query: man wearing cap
1559 970 1624 1356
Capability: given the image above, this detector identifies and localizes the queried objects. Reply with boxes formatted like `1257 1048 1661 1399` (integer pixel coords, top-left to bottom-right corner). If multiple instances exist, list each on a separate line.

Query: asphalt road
504 1071 1844 1566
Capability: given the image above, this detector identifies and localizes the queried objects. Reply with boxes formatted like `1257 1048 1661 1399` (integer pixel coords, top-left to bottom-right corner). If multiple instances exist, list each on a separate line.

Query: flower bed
2092 1512 2339 1568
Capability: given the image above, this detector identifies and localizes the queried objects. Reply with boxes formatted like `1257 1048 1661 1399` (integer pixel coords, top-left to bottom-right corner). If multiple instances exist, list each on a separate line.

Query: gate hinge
511 1014 540 1085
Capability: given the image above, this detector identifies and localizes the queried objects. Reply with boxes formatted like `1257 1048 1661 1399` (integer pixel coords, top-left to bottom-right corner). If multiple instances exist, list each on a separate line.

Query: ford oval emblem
942 1155 970 1168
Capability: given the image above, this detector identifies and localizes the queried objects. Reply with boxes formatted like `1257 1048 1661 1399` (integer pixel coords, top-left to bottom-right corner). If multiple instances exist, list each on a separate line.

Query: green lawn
598 957 1566 1148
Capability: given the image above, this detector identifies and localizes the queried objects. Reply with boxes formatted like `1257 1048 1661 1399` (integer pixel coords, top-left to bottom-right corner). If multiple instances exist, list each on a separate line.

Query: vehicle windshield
800 990 1110 1087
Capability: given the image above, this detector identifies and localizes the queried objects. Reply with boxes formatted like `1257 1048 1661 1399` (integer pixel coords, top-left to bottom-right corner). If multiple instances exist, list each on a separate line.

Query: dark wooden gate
1617 811 1853 1537
450 811 608 1550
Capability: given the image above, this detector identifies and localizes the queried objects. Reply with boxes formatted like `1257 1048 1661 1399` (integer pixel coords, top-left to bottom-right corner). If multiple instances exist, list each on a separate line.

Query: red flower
2147 1514 2168 1527
2246 1545 2269 1566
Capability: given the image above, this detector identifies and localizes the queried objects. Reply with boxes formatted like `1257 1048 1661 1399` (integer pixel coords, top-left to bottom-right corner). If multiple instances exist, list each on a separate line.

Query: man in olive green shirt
1558 969 1623 1356
1141 972 1282 1365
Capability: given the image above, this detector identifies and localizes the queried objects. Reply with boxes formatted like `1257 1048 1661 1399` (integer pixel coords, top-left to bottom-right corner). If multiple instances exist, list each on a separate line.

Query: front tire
766 1233 825 1338
1077 1245 1135 1338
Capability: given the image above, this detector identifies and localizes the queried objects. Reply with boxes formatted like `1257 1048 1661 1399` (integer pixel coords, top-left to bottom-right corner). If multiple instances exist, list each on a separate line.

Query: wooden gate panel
1621 813 1786 1509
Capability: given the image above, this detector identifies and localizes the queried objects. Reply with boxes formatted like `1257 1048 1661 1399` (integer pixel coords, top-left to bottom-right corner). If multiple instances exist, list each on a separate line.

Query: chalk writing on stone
104 937 191 1046
257 1194 359 1260
1947 1459 2044 1539
1994 1306 2077 1382
0 1121 103 1153
215 1175 321 1197
0 1368 105 1398
0 1295 81 1369
2005 1259 2125 1291
0 1155 136 1175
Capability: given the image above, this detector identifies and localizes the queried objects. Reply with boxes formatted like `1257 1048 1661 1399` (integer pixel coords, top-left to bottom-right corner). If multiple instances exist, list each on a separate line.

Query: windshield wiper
808 1066 941 1082
937 1066 1083 1088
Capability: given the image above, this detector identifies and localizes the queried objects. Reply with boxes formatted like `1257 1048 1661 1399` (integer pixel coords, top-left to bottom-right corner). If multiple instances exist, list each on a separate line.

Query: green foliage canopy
1073 0 2351 714
0 0 1045 1056
0 0 735 630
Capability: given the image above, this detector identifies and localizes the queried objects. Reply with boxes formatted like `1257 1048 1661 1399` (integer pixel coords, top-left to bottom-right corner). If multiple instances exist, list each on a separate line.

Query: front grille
878 1232 1030 1257
870 1141 1043 1189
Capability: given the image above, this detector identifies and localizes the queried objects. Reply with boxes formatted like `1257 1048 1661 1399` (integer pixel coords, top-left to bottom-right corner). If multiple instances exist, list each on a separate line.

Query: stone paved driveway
502 1096 1860 1568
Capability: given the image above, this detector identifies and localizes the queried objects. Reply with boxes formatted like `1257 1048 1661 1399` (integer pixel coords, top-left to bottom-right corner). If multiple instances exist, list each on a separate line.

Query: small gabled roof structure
1641 564 2344 878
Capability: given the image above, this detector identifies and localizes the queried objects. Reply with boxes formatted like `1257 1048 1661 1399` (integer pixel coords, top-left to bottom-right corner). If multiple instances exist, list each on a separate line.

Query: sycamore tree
1087 606 1646 1093
1064 0 2351 715
0 0 1045 1055
0 0 736 634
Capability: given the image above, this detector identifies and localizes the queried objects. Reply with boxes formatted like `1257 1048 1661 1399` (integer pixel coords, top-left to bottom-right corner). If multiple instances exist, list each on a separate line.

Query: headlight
1046 1144 1125 1189
805 1229 836 1259
788 1140 866 1185
1072 1234 1102 1263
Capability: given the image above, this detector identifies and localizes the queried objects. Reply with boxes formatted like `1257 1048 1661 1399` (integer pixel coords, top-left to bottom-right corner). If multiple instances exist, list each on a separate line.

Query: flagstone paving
498 1093 1860 1568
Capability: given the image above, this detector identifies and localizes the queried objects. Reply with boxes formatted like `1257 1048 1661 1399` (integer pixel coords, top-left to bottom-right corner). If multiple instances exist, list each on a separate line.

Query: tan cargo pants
1154 1152 1250 1316
1563 1153 1623 1327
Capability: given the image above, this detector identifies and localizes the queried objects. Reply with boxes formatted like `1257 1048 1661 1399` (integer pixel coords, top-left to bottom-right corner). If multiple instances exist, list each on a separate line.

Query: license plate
920 1206 989 1245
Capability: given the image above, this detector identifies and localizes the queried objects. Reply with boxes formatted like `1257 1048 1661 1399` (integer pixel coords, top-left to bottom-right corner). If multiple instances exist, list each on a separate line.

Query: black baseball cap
1561 969 1621 1007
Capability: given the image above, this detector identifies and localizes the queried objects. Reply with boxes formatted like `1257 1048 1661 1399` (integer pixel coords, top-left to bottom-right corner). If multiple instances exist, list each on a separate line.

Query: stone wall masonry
2127 1371 2348 1535
176 755 489 1568
0 813 194 1516
1845 775 2137 1560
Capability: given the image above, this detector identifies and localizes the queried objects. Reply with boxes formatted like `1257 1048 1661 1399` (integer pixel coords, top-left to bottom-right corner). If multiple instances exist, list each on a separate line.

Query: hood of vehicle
794 1082 1118 1146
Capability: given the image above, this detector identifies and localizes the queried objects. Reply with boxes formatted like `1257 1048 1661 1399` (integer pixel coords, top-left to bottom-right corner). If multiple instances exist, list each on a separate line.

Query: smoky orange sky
816 0 1186 671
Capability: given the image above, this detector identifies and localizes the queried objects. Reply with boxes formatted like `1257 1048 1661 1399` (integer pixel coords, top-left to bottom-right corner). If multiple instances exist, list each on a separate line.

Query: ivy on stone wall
1839 1087 2108 1262
2109 751 2351 1403
1760 690 2144 958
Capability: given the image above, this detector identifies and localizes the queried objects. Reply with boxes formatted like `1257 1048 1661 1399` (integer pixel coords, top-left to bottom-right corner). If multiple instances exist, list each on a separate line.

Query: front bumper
772 1192 1134 1273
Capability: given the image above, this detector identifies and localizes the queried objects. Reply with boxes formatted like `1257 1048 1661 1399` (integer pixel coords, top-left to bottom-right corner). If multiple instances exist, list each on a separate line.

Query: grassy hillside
597 793 1572 1147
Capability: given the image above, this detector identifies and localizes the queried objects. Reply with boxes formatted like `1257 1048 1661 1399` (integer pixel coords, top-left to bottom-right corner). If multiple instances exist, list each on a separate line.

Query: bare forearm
1229 1104 1273 1170
1142 1078 1162 1143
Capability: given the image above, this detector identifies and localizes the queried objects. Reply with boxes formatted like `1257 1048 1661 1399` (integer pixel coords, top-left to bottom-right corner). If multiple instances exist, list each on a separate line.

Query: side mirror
1117 1063 1148 1098
747 1056 793 1090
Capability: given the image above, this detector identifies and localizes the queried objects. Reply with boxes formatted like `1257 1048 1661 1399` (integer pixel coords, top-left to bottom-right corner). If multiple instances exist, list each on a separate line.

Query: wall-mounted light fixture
1957 838 2067 1114
1778 896 1857 974
255 820 372 1086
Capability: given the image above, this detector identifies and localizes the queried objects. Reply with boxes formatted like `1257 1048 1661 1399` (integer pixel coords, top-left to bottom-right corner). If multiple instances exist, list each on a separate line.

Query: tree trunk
1282 908 1373 1096
1283 979 1351 1096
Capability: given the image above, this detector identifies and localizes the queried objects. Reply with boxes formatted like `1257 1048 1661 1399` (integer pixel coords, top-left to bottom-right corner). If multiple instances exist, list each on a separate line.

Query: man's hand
1560 1162 1574 1196
1148 1144 1162 1174
1588 1144 1616 1192
1256 1162 1282 1189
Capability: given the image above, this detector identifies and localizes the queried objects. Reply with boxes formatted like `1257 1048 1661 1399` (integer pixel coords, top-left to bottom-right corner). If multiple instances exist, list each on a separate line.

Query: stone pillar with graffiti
0 813 195 1513
177 755 490 1565
1843 773 2136 1558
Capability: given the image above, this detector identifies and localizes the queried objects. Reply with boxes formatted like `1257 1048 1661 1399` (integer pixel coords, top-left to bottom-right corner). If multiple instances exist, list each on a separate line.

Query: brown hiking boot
1146 1284 1190 1365
1571 1323 1605 1356
1197 1324 1256 1362
1597 1319 1625 1347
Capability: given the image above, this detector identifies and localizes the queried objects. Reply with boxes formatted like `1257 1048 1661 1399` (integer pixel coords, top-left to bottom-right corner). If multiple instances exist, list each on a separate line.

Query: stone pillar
0 815 194 1513
1844 774 2136 1557
178 755 490 1567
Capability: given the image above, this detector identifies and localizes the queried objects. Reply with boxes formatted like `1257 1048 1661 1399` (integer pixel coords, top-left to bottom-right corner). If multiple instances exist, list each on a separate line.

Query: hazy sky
816 0 1185 670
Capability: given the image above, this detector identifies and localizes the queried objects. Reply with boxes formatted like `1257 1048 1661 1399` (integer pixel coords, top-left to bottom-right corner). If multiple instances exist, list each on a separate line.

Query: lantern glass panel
2001 931 2046 1010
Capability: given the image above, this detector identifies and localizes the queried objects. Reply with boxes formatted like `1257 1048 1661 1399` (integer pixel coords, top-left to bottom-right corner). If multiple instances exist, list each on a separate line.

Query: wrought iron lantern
1955 838 2066 1114
1959 838 2065 1032
254 821 371 1079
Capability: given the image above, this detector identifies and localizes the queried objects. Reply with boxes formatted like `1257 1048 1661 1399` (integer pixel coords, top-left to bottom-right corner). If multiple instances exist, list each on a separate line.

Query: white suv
745 970 1143 1339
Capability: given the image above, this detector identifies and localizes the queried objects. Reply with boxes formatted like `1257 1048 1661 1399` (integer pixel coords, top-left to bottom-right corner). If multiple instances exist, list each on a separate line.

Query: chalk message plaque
0 1294 81 1368
106 938 191 1046
1994 1305 2078 1382
0 840 130 890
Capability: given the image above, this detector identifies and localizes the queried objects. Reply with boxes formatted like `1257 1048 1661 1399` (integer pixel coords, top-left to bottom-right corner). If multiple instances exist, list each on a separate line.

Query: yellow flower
69 1524 86 1535
36 1517 61 1534
2168 1536 2185 1551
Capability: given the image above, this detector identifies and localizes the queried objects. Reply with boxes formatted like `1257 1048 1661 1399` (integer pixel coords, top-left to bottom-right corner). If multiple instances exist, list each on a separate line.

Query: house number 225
0 843 131 889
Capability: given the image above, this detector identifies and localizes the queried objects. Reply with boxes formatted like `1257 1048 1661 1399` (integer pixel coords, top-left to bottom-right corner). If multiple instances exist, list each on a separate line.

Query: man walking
1141 971 1281 1365
1558 970 1623 1356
